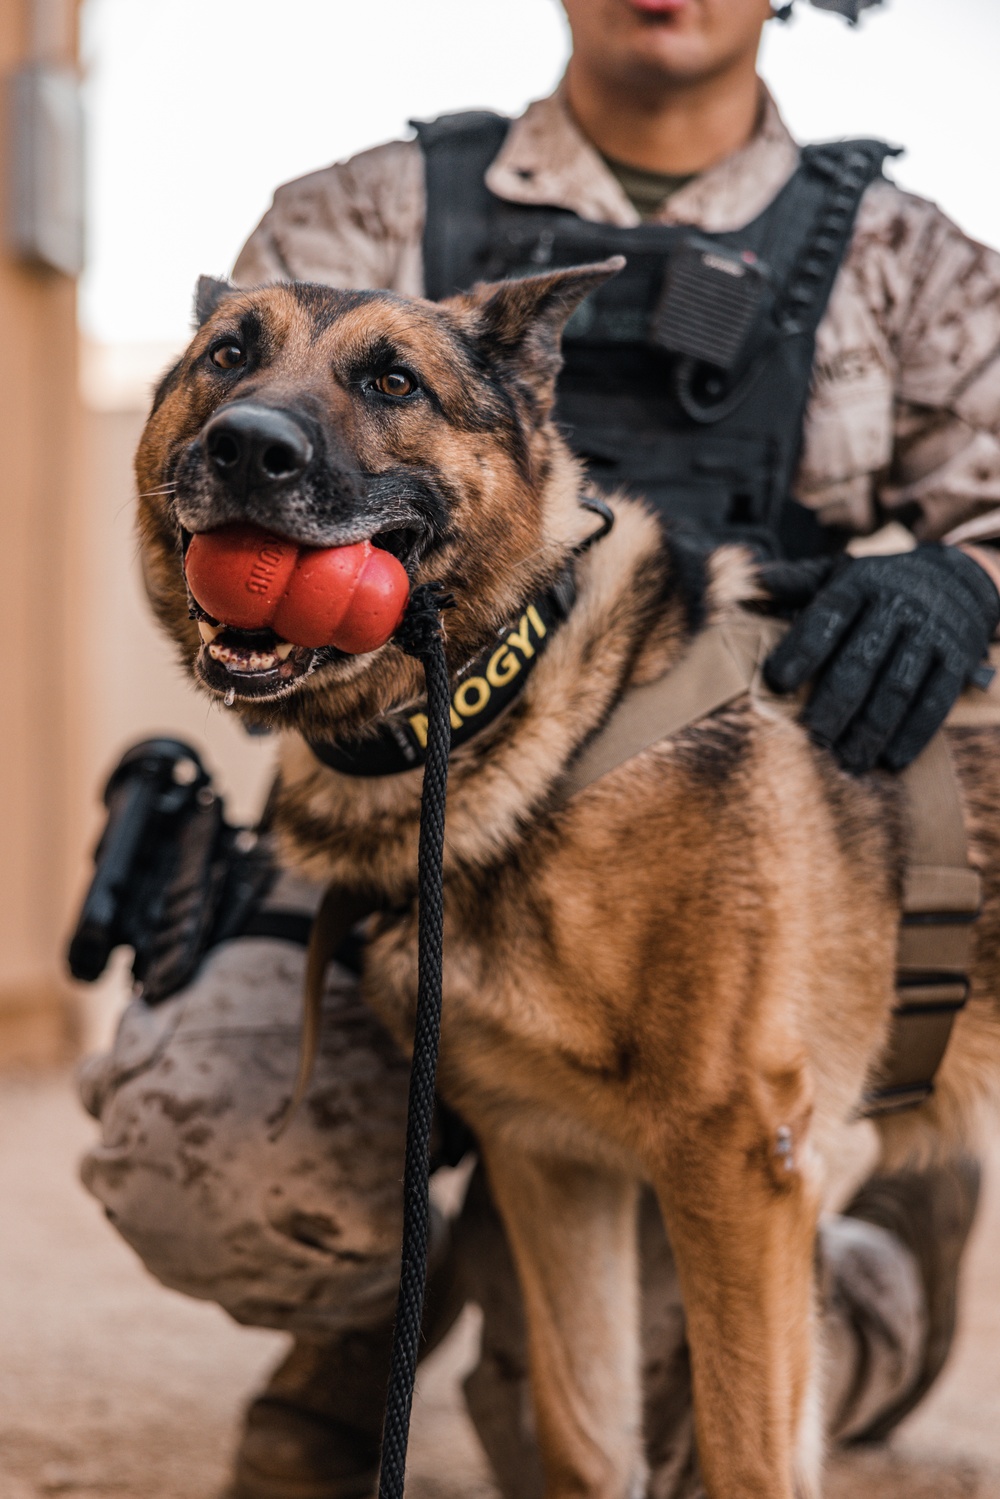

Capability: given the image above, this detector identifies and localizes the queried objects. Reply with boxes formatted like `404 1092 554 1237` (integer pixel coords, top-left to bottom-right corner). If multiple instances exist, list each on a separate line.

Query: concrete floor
1 1072 999 1499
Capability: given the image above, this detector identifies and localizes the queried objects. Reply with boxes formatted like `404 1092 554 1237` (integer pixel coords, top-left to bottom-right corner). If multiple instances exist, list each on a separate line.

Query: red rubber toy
184 523 410 653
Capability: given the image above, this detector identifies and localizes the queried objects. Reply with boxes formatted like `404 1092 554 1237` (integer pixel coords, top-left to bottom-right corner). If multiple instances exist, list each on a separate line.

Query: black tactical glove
755 555 838 614
763 545 999 773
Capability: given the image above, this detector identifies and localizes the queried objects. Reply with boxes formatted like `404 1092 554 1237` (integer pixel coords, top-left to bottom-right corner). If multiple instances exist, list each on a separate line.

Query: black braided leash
378 582 453 1499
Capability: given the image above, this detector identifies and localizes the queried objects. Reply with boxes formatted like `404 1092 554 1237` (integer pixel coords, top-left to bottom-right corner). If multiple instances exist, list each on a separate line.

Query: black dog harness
416 110 897 559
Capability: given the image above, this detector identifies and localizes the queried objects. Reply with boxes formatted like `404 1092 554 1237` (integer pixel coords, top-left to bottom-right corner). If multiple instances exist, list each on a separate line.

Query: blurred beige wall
0 0 273 1063
0 0 83 1062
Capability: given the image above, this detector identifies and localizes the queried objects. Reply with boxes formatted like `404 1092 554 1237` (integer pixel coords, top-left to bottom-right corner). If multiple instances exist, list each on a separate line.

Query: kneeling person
82 0 1000 1490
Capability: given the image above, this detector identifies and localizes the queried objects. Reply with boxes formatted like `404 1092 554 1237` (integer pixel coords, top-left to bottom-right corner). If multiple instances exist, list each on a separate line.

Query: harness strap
864 736 980 1115
557 610 982 1118
559 612 784 800
270 884 378 1139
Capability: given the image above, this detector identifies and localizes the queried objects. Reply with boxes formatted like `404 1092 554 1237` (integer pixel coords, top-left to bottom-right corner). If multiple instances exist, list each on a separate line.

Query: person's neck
564 58 763 176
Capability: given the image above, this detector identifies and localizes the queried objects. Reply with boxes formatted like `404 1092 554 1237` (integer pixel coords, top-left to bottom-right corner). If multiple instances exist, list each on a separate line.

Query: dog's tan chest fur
320 683 905 1186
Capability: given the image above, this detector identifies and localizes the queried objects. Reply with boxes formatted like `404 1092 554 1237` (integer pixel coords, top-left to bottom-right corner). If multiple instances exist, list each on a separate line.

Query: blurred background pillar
0 0 83 1062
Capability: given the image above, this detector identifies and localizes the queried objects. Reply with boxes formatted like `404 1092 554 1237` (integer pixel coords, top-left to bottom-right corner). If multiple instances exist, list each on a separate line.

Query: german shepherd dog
136 261 1000 1499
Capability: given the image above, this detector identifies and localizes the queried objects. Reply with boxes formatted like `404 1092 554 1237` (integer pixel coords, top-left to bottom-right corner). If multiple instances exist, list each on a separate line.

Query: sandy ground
1 1072 999 1499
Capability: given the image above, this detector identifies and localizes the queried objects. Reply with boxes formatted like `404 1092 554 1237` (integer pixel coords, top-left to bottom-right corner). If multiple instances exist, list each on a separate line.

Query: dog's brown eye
375 369 415 397
211 342 246 370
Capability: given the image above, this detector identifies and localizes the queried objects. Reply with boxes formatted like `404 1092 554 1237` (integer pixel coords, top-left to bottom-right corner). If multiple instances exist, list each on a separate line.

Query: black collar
308 570 576 777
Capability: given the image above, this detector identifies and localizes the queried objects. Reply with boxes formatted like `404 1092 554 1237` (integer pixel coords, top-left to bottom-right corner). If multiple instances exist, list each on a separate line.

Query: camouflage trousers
78 877 928 1497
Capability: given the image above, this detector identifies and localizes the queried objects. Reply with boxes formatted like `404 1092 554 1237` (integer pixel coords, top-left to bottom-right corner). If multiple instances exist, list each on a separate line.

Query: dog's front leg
480 1141 645 1499
652 1102 822 1499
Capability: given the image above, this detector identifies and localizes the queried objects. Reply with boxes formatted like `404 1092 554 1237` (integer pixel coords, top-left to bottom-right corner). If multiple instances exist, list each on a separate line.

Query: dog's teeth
208 639 279 672
274 641 295 660
198 620 222 643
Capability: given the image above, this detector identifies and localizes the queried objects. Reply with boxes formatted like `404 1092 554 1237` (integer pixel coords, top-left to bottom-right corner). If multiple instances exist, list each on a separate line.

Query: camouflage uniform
82 85 997 1496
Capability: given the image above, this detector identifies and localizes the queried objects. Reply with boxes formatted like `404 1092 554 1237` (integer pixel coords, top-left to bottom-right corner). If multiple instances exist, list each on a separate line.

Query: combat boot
230 1203 467 1499
844 1153 981 1443
229 1331 390 1499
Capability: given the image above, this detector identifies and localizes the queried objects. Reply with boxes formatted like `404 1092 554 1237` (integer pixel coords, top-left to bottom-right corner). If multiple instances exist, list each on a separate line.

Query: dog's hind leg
650 1087 823 1499
479 1141 646 1499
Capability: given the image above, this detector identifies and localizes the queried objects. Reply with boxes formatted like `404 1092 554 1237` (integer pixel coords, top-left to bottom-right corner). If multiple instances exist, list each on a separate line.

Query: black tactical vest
414 112 897 559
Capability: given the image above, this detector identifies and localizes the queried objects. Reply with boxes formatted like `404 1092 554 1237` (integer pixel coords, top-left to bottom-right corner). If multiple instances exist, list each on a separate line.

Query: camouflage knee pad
79 934 415 1336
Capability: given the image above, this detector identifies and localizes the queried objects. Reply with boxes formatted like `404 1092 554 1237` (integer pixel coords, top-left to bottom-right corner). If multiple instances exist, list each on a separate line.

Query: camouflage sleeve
871 188 1000 544
231 137 426 297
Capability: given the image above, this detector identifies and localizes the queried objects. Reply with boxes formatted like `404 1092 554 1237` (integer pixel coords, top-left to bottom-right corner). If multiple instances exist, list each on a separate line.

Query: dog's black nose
202 404 312 493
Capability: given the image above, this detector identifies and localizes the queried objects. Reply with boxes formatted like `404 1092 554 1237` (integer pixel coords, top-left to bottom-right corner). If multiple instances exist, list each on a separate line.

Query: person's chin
614 0 710 72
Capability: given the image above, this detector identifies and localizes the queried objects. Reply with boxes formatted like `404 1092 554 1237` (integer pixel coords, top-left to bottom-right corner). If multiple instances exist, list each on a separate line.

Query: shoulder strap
772 139 900 343
671 139 899 431
411 110 512 300
556 613 785 803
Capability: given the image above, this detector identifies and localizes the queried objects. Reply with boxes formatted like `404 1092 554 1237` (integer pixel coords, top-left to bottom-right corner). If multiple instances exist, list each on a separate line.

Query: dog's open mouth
194 615 320 699
187 522 424 702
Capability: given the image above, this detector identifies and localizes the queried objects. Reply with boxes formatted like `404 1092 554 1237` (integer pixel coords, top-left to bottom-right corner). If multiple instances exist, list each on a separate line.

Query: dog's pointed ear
453 256 625 407
194 275 238 325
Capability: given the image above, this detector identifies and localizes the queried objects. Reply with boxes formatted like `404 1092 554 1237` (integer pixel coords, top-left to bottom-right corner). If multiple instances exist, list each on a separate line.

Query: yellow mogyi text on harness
408 605 548 748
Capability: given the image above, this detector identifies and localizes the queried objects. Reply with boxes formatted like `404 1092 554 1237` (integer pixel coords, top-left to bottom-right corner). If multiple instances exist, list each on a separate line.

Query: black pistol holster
67 738 274 1006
